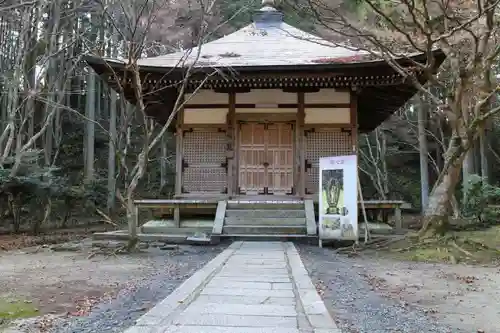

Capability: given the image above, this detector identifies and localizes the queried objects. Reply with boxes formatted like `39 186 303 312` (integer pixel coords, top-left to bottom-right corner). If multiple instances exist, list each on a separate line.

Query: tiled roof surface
104 6 372 68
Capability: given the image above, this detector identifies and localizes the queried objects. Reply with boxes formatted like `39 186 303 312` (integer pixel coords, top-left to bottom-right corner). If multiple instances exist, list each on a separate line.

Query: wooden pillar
297 92 306 197
174 108 184 227
233 93 240 196
350 89 358 153
394 205 402 230
227 92 236 197
351 89 361 222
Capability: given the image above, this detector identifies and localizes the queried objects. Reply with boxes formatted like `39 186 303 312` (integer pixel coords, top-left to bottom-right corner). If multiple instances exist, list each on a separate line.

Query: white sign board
318 155 358 242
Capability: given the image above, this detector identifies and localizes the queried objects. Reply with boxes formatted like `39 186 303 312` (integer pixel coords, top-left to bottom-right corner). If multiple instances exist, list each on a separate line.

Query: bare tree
302 0 500 238
0 0 85 232
87 0 220 250
359 128 389 200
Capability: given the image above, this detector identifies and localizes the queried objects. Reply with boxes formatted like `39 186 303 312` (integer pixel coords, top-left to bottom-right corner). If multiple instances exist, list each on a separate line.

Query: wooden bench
360 200 411 230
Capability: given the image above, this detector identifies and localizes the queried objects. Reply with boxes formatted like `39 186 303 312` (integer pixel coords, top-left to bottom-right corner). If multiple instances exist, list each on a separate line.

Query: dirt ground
0 237 223 332
359 257 500 333
0 241 149 317
0 235 499 333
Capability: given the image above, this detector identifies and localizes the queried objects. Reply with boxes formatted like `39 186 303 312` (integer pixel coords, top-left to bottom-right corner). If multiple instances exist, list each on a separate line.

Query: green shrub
462 174 500 224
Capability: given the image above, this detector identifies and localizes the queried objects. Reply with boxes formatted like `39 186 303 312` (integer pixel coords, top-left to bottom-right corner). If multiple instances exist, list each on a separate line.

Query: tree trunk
84 72 95 183
107 91 117 212
419 145 467 238
417 95 429 213
461 149 475 202
479 126 489 183
160 134 167 191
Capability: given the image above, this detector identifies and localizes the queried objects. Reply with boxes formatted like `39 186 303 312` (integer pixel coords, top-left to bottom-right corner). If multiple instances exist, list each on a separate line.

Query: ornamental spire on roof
261 0 276 7
254 0 283 24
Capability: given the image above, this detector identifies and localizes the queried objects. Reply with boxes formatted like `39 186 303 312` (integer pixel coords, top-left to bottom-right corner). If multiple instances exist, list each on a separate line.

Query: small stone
160 244 179 251
138 242 149 249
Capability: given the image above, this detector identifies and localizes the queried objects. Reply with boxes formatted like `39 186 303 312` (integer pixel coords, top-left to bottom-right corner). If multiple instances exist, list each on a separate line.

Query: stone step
227 201 303 210
224 217 306 226
221 234 311 240
222 225 307 235
141 226 213 235
93 231 190 243
225 209 306 218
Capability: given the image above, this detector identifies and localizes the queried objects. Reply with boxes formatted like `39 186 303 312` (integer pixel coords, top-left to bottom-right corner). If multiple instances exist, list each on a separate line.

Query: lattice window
305 128 353 194
183 129 226 165
182 128 227 193
183 168 227 192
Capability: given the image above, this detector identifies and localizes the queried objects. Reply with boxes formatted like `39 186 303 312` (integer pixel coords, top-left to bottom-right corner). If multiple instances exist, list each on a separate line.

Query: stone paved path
125 241 340 333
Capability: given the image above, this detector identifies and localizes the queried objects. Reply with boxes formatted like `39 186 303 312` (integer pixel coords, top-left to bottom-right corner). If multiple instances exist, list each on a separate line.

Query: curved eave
84 49 445 75
84 49 446 133
357 85 417 132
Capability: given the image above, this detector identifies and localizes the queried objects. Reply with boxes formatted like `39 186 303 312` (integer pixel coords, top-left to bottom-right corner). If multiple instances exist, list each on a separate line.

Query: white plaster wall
183 108 228 124
236 89 297 104
184 90 228 104
235 108 296 114
304 108 350 124
305 89 350 104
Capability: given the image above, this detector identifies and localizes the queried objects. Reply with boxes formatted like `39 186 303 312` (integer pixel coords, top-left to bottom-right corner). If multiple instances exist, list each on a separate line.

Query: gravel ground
5 240 497 333
51 244 227 333
297 244 457 333
2 242 228 333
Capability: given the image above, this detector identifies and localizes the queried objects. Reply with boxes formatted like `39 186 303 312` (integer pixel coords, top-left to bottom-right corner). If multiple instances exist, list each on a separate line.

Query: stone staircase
92 199 317 243
222 200 315 238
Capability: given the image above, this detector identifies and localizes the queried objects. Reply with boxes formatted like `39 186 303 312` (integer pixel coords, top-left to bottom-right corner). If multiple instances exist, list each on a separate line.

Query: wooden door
238 122 294 195
267 123 294 195
239 123 266 194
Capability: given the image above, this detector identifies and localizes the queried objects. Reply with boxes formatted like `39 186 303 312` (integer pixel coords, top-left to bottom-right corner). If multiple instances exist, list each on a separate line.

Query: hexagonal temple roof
85 0 445 132
133 7 371 69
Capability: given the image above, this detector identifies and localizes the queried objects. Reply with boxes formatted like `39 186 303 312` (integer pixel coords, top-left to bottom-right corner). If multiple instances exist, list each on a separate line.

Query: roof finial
262 0 275 7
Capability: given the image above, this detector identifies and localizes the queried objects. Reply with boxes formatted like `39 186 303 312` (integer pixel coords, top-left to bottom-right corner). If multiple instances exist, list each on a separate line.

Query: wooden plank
303 123 352 128
235 113 297 122
363 200 406 204
184 103 351 109
212 200 227 235
362 200 408 210
135 204 218 209
134 199 220 204
180 124 228 129
134 199 219 210
363 203 403 209
304 199 316 236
